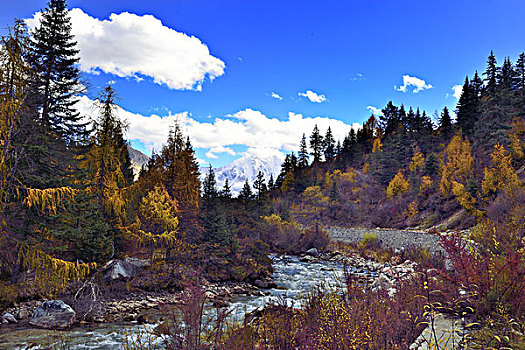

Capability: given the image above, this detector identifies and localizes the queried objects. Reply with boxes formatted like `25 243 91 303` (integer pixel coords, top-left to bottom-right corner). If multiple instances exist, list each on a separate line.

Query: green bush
358 232 379 251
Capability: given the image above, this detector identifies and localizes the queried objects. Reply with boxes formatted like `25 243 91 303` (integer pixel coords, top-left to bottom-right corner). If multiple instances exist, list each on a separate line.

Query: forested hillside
0 0 524 348
0 1 273 309
269 51 525 230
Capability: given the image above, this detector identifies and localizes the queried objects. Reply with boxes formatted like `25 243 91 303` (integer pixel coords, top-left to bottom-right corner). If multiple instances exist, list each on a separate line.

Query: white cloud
26 9 225 91
76 96 358 160
205 151 218 159
205 146 237 159
395 75 433 93
270 92 283 100
452 85 463 99
366 106 382 116
298 90 328 103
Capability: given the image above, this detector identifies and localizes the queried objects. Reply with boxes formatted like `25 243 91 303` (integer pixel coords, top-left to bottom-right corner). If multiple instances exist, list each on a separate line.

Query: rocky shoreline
0 280 273 327
1 249 420 330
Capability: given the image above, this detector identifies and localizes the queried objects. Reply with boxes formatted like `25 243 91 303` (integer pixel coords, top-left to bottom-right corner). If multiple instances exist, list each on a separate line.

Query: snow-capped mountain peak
201 154 283 196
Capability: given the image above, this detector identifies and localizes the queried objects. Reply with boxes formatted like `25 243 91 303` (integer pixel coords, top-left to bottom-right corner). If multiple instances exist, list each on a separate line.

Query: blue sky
2 0 525 166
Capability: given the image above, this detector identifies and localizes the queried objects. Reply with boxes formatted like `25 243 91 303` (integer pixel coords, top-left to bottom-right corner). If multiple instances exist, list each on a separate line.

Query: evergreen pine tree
456 76 474 135
405 106 416 133
200 166 231 245
26 0 86 189
238 178 253 200
335 140 342 155
515 53 525 91
515 53 525 110
499 57 514 91
298 133 309 167
220 178 232 199
309 124 323 163
253 171 267 200
380 101 400 135
268 174 275 191
439 106 452 130
483 50 498 97
29 0 85 142
202 165 218 204
323 126 336 160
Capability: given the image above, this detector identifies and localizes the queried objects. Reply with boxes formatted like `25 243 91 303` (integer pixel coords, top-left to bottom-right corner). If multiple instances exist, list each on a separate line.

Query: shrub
222 269 430 349
357 232 379 251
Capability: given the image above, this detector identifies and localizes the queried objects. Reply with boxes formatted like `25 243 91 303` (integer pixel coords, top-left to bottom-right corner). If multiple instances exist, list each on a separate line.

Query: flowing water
0 255 346 350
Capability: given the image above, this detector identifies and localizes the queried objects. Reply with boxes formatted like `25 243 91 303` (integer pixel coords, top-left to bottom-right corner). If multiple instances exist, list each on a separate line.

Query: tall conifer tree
309 124 323 163
29 0 85 141
298 133 309 168
323 126 336 160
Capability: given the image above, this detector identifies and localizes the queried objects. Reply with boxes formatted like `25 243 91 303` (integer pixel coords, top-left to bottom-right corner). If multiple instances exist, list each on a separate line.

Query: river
0 255 346 350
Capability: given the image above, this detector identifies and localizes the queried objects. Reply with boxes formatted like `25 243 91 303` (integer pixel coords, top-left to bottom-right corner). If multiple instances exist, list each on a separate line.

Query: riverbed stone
103 257 151 282
254 278 276 289
1 312 17 324
306 248 319 257
371 274 393 291
29 300 76 329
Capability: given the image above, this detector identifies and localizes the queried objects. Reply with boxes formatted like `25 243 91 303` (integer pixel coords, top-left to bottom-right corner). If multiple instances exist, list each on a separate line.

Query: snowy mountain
201 154 284 196
127 145 150 179
128 145 284 196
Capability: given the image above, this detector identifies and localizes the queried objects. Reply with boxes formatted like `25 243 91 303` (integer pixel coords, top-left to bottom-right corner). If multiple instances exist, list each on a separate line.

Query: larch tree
482 144 521 199
0 20 95 292
161 122 201 237
439 131 479 214
386 171 410 199
84 85 130 220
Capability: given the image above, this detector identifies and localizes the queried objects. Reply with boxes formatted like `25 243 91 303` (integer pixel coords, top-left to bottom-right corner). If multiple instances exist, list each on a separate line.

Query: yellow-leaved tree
296 186 330 221
0 22 96 295
439 131 480 213
81 85 131 222
482 144 521 199
439 131 474 195
125 186 187 260
386 171 410 199
508 118 525 163
409 149 425 172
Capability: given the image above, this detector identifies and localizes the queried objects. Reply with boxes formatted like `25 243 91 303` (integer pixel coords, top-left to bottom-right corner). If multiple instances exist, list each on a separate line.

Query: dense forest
0 0 524 349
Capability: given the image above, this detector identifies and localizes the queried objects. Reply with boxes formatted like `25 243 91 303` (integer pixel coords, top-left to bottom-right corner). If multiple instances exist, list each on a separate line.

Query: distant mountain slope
127 145 150 178
201 154 283 196
128 145 283 194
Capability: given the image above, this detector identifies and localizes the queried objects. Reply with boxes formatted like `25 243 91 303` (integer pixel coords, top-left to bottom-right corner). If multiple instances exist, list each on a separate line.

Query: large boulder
371 274 393 291
103 257 151 282
305 248 319 257
1 312 17 324
29 300 75 329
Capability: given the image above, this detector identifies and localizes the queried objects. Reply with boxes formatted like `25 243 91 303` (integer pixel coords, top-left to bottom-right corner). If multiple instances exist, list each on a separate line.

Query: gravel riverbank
327 227 446 255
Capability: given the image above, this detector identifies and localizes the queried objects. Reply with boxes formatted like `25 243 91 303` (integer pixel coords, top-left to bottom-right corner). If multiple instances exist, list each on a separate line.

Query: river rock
29 300 76 329
300 255 318 263
1 312 17 324
371 274 393 291
254 278 276 289
103 257 151 282
306 248 319 257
